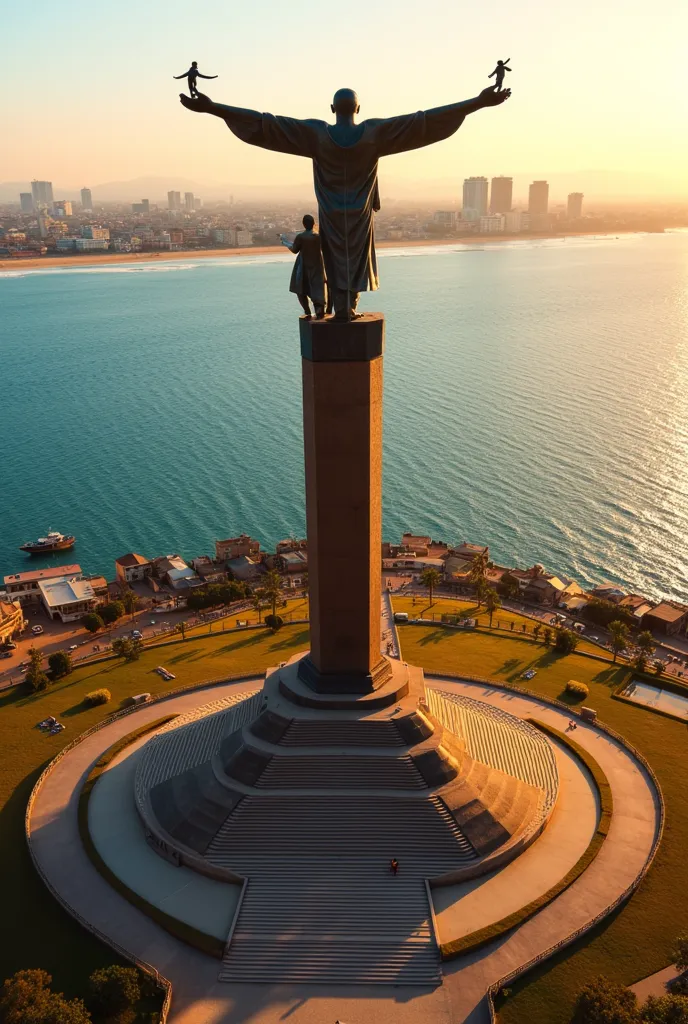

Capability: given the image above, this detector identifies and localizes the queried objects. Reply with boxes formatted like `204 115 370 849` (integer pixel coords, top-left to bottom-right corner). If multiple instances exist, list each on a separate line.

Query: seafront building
461 177 489 221
490 176 513 213
567 192 584 219
115 552 152 584
3 564 82 604
38 576 98 622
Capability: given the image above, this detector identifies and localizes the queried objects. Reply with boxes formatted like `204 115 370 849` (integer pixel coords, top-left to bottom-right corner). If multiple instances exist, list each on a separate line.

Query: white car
31 625 44 635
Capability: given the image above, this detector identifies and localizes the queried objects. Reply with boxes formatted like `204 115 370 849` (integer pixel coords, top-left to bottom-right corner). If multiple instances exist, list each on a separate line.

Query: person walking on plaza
280 215 328 318
390 857 399 876
173 62 218 98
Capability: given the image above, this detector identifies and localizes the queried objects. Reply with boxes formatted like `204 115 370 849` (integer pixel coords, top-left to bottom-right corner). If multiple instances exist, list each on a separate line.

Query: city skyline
1 0 685 201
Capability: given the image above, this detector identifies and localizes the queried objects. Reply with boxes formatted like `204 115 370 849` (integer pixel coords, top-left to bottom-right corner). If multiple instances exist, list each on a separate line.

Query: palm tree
469 550 489 583
419 567 442 609
485 588 501 626
252 588 268 623
608 620 631 664
634 630 656 673
262 570 283 619
474 576 489 609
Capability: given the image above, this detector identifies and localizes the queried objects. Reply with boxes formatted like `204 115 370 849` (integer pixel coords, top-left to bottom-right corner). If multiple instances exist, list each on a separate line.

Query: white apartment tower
462 177 489 221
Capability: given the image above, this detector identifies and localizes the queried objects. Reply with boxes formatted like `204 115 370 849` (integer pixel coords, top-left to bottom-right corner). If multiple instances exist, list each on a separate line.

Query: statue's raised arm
179 91 319 157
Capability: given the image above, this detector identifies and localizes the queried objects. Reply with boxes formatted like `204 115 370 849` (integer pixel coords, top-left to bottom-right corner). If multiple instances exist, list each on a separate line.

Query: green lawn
391 594 604 657
398 624 688 1024
0 624 308 998
180 596 310 639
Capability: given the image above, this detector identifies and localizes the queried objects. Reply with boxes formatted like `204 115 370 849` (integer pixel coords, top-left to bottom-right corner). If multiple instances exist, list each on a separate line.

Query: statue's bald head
331 88 360 116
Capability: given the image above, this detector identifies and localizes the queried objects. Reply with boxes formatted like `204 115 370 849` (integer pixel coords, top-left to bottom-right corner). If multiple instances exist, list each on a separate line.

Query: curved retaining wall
422 672 665 1023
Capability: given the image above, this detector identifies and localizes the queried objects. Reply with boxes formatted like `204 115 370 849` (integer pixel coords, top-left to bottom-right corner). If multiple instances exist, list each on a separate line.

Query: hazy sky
2 0 686 200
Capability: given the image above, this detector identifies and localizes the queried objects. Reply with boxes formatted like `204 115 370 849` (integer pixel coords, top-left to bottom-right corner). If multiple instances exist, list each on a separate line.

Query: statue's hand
479 86 511 107
179 91 214 114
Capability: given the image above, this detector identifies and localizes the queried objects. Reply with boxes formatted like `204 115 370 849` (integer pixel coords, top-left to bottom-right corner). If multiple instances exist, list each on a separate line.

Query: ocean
1 232 687 603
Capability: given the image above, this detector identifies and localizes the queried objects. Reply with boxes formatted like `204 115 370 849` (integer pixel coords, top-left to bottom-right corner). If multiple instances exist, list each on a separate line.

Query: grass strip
78 715 226 960
440 718 613 960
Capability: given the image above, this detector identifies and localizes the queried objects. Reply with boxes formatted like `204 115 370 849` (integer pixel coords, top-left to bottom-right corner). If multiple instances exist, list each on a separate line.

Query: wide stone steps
207 795 475 984
254 754 428 790
280 719 405 747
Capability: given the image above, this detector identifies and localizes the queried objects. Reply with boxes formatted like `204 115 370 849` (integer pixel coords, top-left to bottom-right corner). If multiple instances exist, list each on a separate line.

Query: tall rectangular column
298 313 391 693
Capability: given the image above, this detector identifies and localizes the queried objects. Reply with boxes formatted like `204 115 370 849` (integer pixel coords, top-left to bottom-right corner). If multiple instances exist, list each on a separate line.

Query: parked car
131 630 143 640
31 625 44 635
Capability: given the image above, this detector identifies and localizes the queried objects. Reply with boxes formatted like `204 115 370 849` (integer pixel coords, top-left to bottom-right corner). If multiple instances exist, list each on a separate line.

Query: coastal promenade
27 675 661 1024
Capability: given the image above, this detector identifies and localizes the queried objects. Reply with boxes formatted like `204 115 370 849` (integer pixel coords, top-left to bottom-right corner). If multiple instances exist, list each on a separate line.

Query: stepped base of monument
287 654 406 708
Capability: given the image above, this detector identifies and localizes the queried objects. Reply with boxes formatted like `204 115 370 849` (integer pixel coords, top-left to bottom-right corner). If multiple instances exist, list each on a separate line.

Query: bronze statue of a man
180 85 510 320
280 214 327 319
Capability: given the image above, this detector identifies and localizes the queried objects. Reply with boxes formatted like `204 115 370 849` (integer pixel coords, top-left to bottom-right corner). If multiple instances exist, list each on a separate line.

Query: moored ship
20 530 76 555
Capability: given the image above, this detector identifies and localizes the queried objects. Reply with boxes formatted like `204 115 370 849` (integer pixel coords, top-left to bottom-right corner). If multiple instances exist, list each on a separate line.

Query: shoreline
0 230 645 273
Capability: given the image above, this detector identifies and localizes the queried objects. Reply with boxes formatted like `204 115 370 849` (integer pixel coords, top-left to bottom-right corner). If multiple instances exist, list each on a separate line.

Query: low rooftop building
642 601 688 637
38 576 98 622
590 583 626 604
450 542 489 561
276 550 308 573
215 534 260 562
276 538 307 555
227 555 261 582
619 594 655 623
166 566 202 590
115 552 151 583
3 564 82 604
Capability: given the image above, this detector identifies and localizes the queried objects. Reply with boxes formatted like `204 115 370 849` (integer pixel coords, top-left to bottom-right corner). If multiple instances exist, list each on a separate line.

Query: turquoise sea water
1 232 687 602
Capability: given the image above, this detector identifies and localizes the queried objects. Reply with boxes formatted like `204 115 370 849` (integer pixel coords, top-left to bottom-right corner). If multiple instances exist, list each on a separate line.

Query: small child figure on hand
173 61 218 98
488 59 512 91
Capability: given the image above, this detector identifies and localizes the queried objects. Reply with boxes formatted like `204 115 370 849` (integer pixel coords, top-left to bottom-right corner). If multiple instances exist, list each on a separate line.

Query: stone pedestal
298 313 391 693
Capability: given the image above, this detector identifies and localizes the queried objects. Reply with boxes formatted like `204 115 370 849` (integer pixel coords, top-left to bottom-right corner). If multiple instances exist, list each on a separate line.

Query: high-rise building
528 180 549 215
462 177 489 221
52 200 73 217
490 176 513 214
194 197 203 211
31 180 54 209
132 199 150 214
168 191 181 211
80 188 93 211
567 192 584 219
184 191 195 212
19 193 33 213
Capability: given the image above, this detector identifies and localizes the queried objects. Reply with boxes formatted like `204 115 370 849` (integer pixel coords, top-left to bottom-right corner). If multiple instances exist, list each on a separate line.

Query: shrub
88 965 140 1019
83 612 105 633
84 688 111 707
566 680 589 700
112 637 142 662
264 614 284 632
48 650 73 680
25 645 49 692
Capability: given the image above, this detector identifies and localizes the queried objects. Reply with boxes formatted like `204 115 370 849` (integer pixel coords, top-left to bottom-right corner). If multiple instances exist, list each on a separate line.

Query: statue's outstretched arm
179 92 263 128
376 88 510 157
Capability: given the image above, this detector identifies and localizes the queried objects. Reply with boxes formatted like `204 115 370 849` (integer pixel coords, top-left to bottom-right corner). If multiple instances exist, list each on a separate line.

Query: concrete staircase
207 795 476 984
281 719 405 747
254 754 428 790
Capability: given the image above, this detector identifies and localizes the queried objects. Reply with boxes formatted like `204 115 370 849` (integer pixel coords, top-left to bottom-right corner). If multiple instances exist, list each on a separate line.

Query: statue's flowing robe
226 109 467 294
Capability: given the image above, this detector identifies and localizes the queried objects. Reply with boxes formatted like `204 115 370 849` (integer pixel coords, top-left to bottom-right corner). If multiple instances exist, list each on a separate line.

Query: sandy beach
0 232 631 273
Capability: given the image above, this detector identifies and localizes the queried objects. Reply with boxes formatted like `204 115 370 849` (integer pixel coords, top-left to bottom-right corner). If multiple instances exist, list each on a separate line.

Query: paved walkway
630 965 682 1002
28 677 661 1024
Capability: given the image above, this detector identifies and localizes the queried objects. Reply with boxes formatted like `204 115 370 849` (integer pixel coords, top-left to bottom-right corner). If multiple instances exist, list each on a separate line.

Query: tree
252 587 268 623
633 631 656 673
584 597 635 629
48 650 72 680
419 567 442 608
474 576 489 609
573 976 639 1024
25 646 49 692
261 570 283 619
672 935 688 974
469 551 489 585
499 572 521 601
641 994 688 1023
653 659 666 677
120 589 138 615
555 628 580 655
87 966 140 1020
111 637 142 662
0 969 91 1024
83 612 104 634
542 627 552 646
608 620 631 664
265 613 284 632
485 589 501 627
100 602 124 625
533 623 542 642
